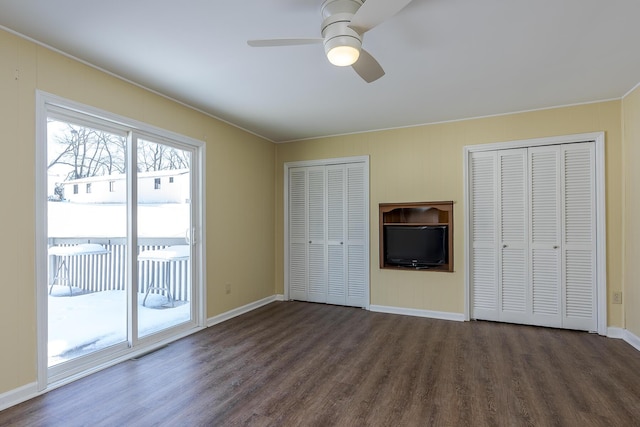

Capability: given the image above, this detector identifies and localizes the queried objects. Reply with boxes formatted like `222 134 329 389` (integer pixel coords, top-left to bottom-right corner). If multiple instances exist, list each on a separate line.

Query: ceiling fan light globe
324 35 361 66
327 45 360 66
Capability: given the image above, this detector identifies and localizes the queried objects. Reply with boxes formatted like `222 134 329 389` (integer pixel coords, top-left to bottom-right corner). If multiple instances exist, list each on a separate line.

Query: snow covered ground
48 285 190 366
48 201 190 238
46 201 192 366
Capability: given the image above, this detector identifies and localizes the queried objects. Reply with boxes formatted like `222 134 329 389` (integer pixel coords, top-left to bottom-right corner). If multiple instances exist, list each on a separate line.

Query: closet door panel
346 164 367 307
327 245 345 303
501 249 527 319
289 243 308 300
327 166 346 305
470 152 499 320
347 245 366 305
288 168 308 300
531 249 561 326
307 167 327 303
564 250 594 325
327 166 345 243
308 244 327 302
498 149 529 322
529 146 562 327
562 143 596 331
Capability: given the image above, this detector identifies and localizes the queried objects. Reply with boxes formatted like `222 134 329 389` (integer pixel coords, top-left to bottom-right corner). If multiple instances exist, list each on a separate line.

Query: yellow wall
276 101 624 322
623 85 640 337
0 29 276 394
1 23 637 403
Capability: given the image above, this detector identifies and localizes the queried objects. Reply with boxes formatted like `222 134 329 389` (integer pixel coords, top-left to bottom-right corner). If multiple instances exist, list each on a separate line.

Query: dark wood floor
2 301 640 426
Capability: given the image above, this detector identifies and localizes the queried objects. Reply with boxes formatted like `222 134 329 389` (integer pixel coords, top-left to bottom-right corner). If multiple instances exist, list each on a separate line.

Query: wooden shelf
379 201 454 272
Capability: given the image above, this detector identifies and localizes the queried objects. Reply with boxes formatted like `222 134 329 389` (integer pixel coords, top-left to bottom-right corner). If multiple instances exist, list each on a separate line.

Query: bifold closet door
288 162 368 308
529 145 562 328
288 165 329 303
307 166 328 303
324 164 367 307
498 148 529 324
326 165 346 305
470 148 530 323
469 151 499 321
289 165 329 303
528 143 596 330
470 142 596 331
561 142 596 331
344 163 367 308
288 167 309 301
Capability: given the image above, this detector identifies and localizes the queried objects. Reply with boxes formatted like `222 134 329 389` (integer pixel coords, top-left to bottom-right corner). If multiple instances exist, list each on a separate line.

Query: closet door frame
463 132 606 335
284 156 370 309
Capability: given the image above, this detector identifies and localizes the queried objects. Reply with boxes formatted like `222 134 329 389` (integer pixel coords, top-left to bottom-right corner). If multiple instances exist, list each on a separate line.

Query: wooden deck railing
48 237 191 302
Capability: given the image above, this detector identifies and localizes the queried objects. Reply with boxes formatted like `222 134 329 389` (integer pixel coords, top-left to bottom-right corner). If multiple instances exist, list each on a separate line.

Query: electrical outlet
613 291 622 304
225 283 231 295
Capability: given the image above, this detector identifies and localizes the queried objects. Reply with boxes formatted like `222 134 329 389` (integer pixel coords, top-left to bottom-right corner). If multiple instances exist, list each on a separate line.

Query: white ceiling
1 0 639 142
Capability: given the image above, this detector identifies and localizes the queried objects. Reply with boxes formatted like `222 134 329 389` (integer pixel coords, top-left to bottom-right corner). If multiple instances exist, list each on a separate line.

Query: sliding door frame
35 91 207 390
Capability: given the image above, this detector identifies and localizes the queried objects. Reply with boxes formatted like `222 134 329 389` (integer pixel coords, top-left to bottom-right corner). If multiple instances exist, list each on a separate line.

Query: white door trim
284 156 370 308
463 132 606 335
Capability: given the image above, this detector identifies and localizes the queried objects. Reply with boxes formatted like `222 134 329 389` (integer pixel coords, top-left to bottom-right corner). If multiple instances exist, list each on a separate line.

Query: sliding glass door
39 94 204 385
136 137 193 338
47 119 129 368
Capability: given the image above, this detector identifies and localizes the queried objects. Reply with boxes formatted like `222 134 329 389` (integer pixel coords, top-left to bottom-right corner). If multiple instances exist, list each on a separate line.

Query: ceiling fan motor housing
321 0 364 62
321 0 363 18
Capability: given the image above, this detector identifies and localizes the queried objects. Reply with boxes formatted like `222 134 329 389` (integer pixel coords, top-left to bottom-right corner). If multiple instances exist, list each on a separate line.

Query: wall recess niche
379 201 453 272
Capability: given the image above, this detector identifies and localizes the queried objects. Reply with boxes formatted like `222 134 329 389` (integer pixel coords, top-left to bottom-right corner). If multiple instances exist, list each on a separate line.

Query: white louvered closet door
561 142 596 331
498 149 529 323
470 142 597 331
470 151 499 321
288 168 308 301
307 166 328 303
529 146 562 328
326 165 346 306
287 160 368 308
345 163 367 307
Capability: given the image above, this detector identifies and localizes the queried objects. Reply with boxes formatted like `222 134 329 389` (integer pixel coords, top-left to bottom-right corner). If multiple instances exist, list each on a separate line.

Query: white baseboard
207 294 284 327
0 382 38 412
601 327 640 352
607 326 625 339
623 329 640 351
369 304 465 322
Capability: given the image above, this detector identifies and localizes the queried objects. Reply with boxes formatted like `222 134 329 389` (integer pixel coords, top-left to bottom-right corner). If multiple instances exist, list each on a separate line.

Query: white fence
48 237 191 302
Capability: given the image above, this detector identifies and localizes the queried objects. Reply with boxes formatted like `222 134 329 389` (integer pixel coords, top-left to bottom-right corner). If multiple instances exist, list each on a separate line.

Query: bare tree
137 140 189 172
47 123 126 179
48 122 189 179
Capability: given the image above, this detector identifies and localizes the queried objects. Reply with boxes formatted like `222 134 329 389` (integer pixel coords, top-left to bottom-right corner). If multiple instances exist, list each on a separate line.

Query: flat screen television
384 225 447 268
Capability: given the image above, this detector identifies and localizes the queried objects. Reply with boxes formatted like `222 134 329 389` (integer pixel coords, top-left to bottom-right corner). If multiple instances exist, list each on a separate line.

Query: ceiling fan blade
352 48 385 83
247 38 323 47
349 0 414 34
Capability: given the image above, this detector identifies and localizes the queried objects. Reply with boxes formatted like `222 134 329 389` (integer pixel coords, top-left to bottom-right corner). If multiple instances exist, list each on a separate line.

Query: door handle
503 244 508 248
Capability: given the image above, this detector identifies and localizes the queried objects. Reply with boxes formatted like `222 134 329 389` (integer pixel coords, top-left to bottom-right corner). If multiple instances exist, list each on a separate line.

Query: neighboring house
53 169 190 204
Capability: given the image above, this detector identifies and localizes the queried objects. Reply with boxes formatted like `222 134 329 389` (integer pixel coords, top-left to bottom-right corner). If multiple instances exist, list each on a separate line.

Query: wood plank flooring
2 301 640 426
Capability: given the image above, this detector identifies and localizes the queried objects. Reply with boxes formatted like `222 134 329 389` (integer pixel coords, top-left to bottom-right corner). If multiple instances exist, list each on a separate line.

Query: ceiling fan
247 0 415 83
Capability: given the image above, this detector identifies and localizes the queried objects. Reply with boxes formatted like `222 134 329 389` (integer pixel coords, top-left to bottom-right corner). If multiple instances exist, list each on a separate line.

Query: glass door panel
47 119 128 367
136 138 192 338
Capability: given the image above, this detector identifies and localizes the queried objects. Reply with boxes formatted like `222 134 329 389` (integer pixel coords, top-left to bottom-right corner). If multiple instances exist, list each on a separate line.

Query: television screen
384 225 447 268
